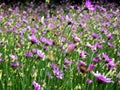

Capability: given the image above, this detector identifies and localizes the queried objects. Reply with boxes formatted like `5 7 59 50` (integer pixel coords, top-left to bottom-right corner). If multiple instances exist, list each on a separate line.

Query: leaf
118 72 120 79
0 70 2 80
46 0 50 3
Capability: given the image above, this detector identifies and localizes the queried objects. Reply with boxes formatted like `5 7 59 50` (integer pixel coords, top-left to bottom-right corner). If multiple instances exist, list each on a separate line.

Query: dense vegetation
0 0 120 90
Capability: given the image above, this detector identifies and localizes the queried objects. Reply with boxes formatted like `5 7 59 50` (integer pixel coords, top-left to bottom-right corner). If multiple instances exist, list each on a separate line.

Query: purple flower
48 23 55 30
31 28 37 34
88 64 95 70
79 51 88 59
0 58 3 62
117 52 120 57
94 42 102 49
92 33 99 39
102 53 109 61
63 65 68 69
96 5 106 12
59 36 66 42
31 48 37 53
43 46 49 51
103 22 110 27
46 72 52 78
33 81 43 90
101 28 109 35
73 35 80 42
93 56 102 63
53 69 64 79
10 62 19 67
8 8 13 12
106 60 115 70
92 71 112 83
9 54 18 60
28 34 40 45
67 43 76 52
0 43 5 46
77 60 87 73
85 0 95 11
64 58 72 65
40 36 53 46
107 34 113 40
0 30 2 33
51 63 64 79
36 50 45 59
108 42 115 48
87 79 92 84
72 25 77 31
118 80 120 85
25 52 33 57
103 54 115 70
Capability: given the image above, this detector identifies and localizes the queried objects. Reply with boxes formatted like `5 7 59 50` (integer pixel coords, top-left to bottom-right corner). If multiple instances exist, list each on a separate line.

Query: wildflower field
0 0 120 90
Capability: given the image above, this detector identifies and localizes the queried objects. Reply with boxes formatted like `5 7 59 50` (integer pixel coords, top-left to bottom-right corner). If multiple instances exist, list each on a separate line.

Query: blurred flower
28 34 40 45
31 28 37 34
106 60 115 70
87 79 92 84
101 28 109 35
92 33 99 39
91 71 112 83
43 46 49 51
107 34 113 40
0 30 2 33
9 54 18 60
118 80 120 85
40 36 53 46
108 42 115 48
25 52 33 57
79 51 88 59
64 58 72 65
10 62 19 67
96 5 106 12
77 60 88 74
63 65 68 69
46 72 52 78
67 43 76 52
102 53 109 61
33 81 43 90
53 69 64 79
93 56 102 63
0 58 3 62
73 35 80 42
8 8 13 12
59 36 66 42
36 50 45 59
51 63 64 79
48 23 55 30
88 64 95 70
31 48 37 53
117 52 120 57
72 25 77 31
85 0 95 11
103 22 110 27
94 42 102 49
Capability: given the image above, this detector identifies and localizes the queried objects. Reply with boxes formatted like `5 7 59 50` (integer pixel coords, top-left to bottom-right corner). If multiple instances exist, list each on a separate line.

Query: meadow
0 1 120 90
